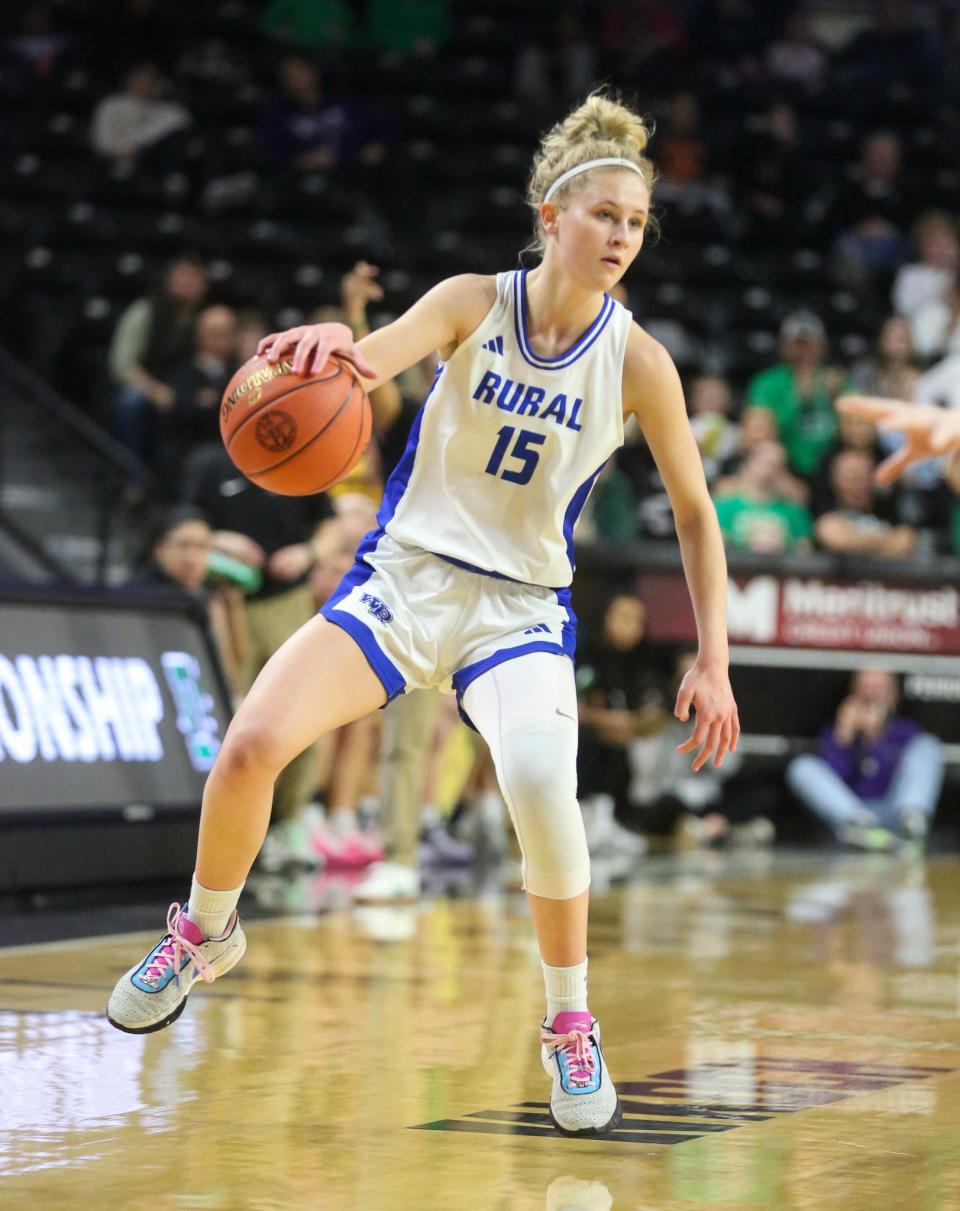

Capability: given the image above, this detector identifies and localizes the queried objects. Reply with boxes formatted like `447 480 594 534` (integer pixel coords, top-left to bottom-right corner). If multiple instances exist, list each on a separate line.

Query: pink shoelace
142 902 216 988
540 1026 596 1085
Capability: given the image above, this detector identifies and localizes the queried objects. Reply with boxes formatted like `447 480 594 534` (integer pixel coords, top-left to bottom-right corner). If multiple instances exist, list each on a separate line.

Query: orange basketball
219 353 371 495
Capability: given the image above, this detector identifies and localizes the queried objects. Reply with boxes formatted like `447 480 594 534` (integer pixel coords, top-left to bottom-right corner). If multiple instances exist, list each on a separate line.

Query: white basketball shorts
319 529 576 726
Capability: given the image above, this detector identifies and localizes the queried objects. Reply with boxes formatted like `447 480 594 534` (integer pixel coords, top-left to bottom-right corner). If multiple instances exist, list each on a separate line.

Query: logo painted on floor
411 1057 954 1144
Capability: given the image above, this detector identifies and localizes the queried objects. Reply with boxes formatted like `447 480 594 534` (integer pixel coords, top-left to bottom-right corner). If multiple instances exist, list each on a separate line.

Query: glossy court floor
2 850 960 1211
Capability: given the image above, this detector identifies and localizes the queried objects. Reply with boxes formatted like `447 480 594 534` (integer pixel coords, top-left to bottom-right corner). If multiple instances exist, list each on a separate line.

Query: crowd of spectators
6 2 960 875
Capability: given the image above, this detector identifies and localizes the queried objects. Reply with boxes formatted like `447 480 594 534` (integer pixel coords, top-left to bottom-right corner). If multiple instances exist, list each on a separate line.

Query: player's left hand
674 660 739 771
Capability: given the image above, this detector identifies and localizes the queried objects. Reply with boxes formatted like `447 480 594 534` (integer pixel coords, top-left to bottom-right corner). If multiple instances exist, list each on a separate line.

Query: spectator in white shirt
892 211 960 319
91 61 191 178
911 274 960 363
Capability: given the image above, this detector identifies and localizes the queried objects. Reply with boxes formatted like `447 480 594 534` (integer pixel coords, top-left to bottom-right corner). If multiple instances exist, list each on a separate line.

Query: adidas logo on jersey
481 335 504 355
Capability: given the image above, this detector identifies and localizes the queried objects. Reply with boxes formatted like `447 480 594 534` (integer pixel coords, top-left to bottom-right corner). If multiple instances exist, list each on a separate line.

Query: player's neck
524 264 606 352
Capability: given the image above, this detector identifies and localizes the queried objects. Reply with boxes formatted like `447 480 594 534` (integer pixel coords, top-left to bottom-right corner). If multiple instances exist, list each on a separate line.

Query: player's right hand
257 323 378 380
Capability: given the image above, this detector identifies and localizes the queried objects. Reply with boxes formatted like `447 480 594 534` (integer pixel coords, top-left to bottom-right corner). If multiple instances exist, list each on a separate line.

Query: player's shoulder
623 320 680 388
431 273 498 309
426 275 499 349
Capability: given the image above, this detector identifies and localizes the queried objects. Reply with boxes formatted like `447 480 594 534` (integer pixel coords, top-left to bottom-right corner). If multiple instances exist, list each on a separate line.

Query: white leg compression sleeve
462 653 590 900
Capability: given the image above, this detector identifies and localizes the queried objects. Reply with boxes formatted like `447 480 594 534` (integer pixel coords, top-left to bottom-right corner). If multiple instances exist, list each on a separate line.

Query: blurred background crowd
3 0 960 897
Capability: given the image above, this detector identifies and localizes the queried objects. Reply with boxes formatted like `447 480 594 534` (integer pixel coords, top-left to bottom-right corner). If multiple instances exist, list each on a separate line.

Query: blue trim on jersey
376 364 441 532
452 641 575 733
321 607 406 703
514 271 614 370
562 460 607 574
555 585 578 653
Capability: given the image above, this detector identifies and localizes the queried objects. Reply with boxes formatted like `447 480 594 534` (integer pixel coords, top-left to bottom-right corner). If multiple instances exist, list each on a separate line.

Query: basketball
219 353 371 495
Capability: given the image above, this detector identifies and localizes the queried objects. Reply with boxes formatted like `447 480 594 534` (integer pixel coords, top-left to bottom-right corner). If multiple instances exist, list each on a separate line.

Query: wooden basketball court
2 851 960 1210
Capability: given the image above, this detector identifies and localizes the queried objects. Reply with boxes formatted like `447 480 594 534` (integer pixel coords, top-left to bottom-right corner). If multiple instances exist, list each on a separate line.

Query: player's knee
216 723 286 784
499 727 589 900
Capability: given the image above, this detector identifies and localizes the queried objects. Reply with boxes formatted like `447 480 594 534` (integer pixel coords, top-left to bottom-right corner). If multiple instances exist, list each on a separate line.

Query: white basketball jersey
379 270 632 588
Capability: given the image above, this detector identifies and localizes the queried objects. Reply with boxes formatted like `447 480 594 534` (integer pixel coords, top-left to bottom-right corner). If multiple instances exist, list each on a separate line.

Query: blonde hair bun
526 91 656 256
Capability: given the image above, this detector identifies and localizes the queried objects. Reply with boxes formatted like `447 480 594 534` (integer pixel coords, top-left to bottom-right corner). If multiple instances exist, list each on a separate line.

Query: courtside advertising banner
0 594 232 812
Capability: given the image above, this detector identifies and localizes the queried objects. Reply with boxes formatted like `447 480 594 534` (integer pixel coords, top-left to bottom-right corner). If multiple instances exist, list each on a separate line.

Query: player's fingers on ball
257 333 280 356
291 334 319 375
310 341 335 374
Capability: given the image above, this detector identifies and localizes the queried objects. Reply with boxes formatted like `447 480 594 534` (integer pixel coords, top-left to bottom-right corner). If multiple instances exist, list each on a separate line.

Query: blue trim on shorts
321 607 406 704
452 640 573 733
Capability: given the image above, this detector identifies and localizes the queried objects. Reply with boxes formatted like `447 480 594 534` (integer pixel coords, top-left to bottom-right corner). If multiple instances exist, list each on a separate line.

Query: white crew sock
542 956 589 1023
187 874 244 939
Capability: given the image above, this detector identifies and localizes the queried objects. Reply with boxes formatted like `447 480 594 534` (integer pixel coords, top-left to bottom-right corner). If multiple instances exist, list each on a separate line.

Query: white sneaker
107 903 245 1034
353 861 420 903
540 1012 622 1136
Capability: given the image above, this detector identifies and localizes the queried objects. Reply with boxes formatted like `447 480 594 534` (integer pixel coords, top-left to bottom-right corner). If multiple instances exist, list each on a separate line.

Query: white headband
543 157 644 203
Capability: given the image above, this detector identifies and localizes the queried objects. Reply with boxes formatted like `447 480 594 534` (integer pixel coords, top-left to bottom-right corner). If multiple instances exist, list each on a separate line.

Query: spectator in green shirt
714 440 814 553
747 310 848 477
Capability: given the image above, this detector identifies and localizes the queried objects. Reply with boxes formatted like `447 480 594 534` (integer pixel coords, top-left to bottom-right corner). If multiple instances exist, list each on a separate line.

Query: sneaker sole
106 933 247 1035
549 1096 623 1138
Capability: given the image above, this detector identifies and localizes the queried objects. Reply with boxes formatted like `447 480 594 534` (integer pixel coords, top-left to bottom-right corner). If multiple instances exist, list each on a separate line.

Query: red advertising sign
637 572 960 656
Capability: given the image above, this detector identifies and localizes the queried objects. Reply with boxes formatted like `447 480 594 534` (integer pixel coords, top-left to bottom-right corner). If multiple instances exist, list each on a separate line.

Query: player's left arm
622 325 740 769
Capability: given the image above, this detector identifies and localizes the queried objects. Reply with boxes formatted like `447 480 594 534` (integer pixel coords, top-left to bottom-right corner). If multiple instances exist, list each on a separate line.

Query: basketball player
108 92 739 1138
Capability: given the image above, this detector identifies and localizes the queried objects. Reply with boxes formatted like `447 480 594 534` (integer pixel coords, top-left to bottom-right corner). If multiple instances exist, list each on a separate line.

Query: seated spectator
688 374 739 483
598 0 688 84
849 316 920 400
107 253 209 473
259 0 356 54
166 305 240 474
626 651 753 848
130 504 248 696
835 0 947 95
892 211 960 321
731 101 807 245
236 309 271 364
828 130 910 285
714 441 814 554
6 3 70 90
576 593 667 857
515 9 596 113
364 0 451 58
815 449 917 558
787 668 943 848
716 404 779 478
765 8 826 91
259 55 384 175
746 311 844 477
653 90 730 215
90 61 192 179
911 273 960 364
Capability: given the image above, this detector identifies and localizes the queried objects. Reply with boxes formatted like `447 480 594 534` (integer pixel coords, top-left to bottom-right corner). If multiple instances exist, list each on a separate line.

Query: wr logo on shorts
360 593 394 624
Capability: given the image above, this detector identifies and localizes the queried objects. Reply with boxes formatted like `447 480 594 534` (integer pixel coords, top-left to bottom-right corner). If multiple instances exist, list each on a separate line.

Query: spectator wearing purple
787 668 943 848
259 55 385 175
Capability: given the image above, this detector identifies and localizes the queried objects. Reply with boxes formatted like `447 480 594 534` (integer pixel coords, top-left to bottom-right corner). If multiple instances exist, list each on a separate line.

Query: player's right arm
258 274 496 392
